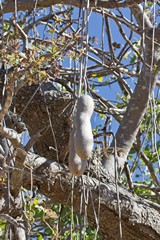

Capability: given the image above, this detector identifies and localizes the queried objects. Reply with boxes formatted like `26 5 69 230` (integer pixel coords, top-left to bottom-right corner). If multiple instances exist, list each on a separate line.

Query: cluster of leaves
0 7 86 89
23 192 99 240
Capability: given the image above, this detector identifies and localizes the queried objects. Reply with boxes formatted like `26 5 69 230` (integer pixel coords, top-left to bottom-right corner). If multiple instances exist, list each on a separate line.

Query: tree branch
130 4 153 28
10 148 27 197
2 0 149 14
112 27 160 161
21 153 160 240
0 214 19 227
0 123 22 149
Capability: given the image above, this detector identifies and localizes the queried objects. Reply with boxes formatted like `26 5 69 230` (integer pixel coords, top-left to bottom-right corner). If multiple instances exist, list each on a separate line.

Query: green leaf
21 188 27 193
98 76 103 82
33 198 39 205
37 235 43 240
123 51 130 59
33 206 45 219
39 71 47 78
146 2 153 7
44 228 53 235
99 113 105 119
130 54 137 64
46 29 54 33
92 73 97 77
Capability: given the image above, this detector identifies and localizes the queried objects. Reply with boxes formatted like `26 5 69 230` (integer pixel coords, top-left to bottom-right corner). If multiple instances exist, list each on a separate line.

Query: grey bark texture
107 27 160 174
21 154 160 240
15 82 73 162
114 27 160 156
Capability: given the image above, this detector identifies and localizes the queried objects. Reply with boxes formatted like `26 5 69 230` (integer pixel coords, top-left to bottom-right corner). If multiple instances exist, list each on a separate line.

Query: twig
0 214 19 227
133 183 160 193
140 151 160 187
25 126 48 152
10 148 27 197
143 199 160 213
124 162 134 193
0 80 14 122
12 20 28 50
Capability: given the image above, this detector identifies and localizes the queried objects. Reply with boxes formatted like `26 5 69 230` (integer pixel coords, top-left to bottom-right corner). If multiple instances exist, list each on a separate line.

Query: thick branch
0 80 14 122
130 4 153 28
21 153 160 240
112 28 160 159
10 148 27 197
0 214 19 227
2 0 150 14
0 124 22 149
15 82 72 162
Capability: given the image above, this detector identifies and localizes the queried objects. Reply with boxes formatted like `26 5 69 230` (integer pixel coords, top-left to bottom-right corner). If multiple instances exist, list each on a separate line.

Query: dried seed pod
76 95 94 117
74 95 94 159
68 127 87 176
68 152 87 176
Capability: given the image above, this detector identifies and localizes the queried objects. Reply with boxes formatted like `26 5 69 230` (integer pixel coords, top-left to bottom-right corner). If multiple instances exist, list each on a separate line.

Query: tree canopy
0 1 160 239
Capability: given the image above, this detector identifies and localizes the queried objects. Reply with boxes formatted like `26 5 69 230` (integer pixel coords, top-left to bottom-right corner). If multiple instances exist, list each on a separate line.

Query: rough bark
21 153 160 240
15 82 73 162
2 0 149 14
109 27 160 172
1 152 159 240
